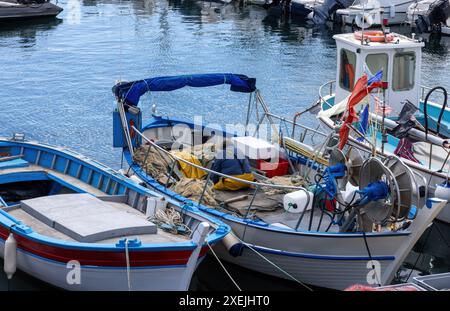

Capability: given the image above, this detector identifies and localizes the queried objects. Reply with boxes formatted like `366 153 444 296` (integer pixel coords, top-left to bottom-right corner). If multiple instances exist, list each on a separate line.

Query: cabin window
393 52 416 91
365 53 388 82
339 49 357 91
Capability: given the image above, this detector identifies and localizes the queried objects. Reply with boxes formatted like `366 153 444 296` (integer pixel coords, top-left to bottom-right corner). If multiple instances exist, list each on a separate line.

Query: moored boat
334 0 415 26
0 0 63 21
0 134 229 290
406 0 450 36
310 30 450 223
111 73 447 290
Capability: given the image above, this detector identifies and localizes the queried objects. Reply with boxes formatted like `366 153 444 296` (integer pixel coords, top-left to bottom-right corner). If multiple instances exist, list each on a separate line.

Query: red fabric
338 75 383 150
394 138 421 163
344 284 377 291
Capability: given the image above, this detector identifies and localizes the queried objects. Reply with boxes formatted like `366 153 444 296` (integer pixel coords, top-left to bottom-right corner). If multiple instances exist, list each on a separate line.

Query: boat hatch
19 193 157 242
333 32 424 113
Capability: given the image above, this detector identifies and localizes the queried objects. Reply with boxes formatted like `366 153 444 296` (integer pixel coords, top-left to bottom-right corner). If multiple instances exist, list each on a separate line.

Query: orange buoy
354 31 394 43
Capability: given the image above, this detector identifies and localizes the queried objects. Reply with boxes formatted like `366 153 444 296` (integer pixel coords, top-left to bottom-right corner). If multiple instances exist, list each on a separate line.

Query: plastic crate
413 273 450 291
256 157 289 178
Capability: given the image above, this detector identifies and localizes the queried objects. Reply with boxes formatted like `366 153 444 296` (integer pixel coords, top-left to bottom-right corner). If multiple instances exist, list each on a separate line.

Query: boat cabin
333 32 424 113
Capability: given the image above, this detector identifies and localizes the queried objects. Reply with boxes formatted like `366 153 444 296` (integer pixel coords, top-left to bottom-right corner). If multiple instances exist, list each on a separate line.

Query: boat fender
4 233 17 280
434 182 450 201
222 232 243 257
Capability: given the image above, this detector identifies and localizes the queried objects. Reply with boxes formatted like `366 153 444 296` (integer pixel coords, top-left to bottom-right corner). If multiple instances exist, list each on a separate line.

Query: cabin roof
333 32 425 50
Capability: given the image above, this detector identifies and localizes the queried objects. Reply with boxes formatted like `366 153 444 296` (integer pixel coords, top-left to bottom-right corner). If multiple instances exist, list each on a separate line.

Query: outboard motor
310 0 354 24
416 0 450 34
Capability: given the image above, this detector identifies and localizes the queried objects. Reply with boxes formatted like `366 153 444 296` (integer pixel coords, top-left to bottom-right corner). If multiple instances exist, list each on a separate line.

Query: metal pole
198 172 212 206
245 92 253 136
243 186 260 220
165 159 178 189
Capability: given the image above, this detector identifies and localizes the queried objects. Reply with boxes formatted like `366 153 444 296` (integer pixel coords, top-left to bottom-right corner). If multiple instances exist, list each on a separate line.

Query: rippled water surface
0 0 449 290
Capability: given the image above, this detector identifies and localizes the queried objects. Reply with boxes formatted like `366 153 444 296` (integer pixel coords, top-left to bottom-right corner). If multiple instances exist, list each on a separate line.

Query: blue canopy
112 73 257 106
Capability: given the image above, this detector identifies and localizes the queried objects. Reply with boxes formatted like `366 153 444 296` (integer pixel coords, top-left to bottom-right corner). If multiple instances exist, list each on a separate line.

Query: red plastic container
256 157 289 178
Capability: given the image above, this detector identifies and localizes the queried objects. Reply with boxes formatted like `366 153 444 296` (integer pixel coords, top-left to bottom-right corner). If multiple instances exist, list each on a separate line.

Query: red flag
338 75 381 150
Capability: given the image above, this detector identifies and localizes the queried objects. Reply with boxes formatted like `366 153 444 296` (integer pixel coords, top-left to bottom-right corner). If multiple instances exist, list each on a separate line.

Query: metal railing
250 90 328 146
420 85 449 102
130 126 333 232
318 80 335 109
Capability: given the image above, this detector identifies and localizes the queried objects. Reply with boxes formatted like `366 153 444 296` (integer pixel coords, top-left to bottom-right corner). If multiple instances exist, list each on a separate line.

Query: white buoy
435 183 450 201
4 233 17 280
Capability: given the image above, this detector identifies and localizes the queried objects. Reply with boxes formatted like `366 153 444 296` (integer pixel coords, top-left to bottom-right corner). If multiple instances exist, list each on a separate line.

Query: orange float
354 30 395 43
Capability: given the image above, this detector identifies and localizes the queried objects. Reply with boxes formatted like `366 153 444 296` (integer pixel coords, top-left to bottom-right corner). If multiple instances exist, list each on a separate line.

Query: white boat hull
337 0 414 25
0 239 204 291
210 197 443 290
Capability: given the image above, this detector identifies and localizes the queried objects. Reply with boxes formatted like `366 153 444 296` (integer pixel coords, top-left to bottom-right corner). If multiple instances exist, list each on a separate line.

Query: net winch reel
339 155 419 232
326 147 364 192
312 148 364 215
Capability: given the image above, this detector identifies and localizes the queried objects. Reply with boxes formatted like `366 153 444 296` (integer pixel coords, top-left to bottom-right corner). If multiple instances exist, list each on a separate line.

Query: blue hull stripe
245 244 395 261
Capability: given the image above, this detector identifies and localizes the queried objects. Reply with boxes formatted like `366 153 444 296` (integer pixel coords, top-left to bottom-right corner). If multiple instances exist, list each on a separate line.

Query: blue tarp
112 73 257 106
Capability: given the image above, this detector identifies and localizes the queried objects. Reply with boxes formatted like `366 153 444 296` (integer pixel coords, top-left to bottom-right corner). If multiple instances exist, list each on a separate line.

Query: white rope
206 241 242 291
125 238 132 291
233 234 313 291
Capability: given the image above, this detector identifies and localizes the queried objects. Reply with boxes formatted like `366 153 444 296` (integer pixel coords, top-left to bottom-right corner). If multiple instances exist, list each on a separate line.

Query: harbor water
0 0 449 290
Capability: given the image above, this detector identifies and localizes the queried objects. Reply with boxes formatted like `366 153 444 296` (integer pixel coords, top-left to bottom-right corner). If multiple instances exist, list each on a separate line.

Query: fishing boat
309 29 450 223
0 134 229 290
111 73 447 290
335 0 415 26
0 0 63 21
406 0 450 35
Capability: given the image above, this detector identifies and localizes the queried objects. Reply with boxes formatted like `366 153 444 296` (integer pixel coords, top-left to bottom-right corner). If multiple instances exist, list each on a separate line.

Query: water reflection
0 18 62 48
422 33 450 55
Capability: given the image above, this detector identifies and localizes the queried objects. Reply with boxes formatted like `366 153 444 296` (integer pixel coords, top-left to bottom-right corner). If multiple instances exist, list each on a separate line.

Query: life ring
354 31 394 42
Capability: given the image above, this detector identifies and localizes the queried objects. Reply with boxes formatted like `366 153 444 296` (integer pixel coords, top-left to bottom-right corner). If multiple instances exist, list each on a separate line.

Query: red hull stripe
0 226 209 267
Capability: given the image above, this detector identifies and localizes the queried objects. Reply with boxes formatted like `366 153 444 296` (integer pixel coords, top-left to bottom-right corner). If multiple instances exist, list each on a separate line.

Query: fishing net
170 178 218 206
133 145 174 182
261 175 305 195
179 142 217 168
134 142 300 207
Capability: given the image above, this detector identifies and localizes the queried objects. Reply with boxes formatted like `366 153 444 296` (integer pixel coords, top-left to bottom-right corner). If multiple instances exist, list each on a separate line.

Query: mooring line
206 241 242 291
233 234 313 291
